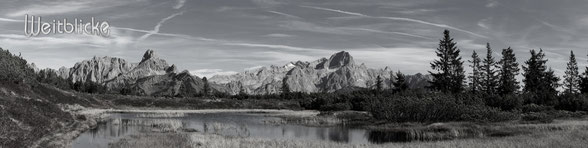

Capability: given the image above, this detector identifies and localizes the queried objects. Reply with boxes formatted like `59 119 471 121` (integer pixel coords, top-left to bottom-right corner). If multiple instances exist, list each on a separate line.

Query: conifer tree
563 51 580 94
429 30 465 93
202 77 210 96
281 77 290 98
523 49 560 104
580 54 588 94
468 51 482 93
375 75 383 92
393 71 408 92
480 43 499 94
497 47 520 95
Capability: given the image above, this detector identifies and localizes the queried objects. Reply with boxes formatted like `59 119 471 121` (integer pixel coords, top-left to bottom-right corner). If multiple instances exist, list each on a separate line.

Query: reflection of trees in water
367 130 409 143
327 127 350 143
316 127 326 140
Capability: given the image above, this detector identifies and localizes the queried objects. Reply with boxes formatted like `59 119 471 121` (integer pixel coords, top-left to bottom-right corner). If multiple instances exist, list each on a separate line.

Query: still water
72 112 389 148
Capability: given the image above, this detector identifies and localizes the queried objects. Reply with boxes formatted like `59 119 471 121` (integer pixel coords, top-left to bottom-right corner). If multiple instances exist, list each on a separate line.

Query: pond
72 111 405 148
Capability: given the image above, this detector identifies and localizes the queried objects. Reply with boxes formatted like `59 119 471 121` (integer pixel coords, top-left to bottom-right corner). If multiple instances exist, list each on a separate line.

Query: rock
128 70 225 96
67 56 135 83
57 66 70 79
104 50 170 90
166 64 177 74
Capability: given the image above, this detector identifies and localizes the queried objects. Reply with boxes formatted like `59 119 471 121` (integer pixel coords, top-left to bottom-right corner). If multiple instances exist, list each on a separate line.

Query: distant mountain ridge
57 49 219 96
210 51 431 95
55 50 430 96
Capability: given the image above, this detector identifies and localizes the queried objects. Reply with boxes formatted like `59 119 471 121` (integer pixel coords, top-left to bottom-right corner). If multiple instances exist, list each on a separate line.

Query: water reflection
73 112 374 148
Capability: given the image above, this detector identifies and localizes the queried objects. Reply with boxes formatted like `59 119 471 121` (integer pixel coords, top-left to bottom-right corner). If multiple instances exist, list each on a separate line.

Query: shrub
521 112 554 123
485 94 523 111
366 92 519 122
556 94 588 111
521 104 554 113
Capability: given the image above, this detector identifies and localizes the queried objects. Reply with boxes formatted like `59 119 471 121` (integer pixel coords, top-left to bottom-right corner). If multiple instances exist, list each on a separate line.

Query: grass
108 124 587 148
92 110 588 148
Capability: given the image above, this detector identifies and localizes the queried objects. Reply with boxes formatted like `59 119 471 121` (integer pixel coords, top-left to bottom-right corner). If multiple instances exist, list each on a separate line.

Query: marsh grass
98 111 588 148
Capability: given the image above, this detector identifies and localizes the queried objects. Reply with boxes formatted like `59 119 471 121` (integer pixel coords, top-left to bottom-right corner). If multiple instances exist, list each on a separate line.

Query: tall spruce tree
563 51 580 94
429 30 465 93
393 71 408 92
581 54 588 94
468 51 482 93
202 77 210 96
522 49 560 104
497 47 520 95
281 77 290 98
480 43 499 94
375 75 383 92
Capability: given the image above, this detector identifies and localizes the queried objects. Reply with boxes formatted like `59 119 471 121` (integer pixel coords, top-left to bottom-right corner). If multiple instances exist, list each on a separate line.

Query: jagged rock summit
326 51 354 69
66 56 135 83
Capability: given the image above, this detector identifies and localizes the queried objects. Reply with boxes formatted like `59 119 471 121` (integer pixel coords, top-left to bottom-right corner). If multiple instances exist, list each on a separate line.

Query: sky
1 0 588 78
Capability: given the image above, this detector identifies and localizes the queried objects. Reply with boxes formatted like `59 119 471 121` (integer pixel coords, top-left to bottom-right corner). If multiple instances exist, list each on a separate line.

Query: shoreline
32 108 320 148
35 108 588 148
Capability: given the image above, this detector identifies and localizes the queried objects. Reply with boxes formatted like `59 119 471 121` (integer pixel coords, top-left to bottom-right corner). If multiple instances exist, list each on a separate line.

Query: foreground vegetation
102 112 588 148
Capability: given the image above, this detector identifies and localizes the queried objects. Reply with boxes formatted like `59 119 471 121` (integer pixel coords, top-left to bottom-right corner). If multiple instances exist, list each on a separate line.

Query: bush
485 94 523 111
522 112 554 123
0 48 36 83
556 94 588 111
366 92 519 122
521 104 554 113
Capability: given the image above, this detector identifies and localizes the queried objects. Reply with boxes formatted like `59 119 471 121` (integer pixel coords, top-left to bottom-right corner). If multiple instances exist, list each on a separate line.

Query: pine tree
202 77 210 96
393 71 408 92
375 75 383 92
429 29 465 93
522 49 560 104
581 54 588 94
497 47 520 95
468 51 482 93
563 51 580 94
480 43 499 94
281 77 290 99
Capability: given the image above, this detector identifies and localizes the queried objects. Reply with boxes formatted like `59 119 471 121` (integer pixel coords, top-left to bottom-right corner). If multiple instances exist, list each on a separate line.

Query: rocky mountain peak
141 49 157 63
166 64 177 74
327 51 354 69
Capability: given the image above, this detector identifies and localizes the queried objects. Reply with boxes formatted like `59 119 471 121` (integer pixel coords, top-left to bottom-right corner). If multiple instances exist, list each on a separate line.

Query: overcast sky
1 0 587 78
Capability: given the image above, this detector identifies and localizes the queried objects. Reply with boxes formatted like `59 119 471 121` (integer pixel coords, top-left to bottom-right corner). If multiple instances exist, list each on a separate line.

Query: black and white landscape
2 0 588 148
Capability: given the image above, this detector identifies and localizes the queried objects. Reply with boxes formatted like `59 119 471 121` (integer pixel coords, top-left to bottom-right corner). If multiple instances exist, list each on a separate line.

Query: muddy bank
32 107 111 148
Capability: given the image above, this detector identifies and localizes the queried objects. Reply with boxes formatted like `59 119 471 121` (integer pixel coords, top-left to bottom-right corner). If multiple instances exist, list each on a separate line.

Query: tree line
429 29 588 111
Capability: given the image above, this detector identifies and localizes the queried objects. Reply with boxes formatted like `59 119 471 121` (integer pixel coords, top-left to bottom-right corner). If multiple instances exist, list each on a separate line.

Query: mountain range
210 51 431 95
52 50 430 96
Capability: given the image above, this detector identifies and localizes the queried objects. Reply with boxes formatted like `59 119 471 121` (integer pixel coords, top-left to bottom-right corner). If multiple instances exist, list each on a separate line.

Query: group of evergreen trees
430 29 588 108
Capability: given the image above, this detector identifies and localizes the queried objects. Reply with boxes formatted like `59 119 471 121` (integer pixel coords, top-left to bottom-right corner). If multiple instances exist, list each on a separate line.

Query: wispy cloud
0 17 20 22
137 11 185 42
340 27 432 39
300 5 488 38
486 0 499 8
7 1 91 17
224 42 325 51
190 69 238 78
264 33 294 37
279 20 349 34
267 11 301 19
174 0 186 9
300 6 367 17
113 26 217 42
